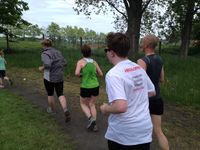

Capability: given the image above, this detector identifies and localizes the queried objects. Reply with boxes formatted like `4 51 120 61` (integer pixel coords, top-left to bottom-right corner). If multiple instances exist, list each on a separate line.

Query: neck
145 48 155 56
113 57 128 66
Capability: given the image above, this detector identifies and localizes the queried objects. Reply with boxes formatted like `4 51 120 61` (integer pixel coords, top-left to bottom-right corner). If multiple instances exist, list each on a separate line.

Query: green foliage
161 54 200 108
0 90 73 150
1 38 200 109
0 0 29 33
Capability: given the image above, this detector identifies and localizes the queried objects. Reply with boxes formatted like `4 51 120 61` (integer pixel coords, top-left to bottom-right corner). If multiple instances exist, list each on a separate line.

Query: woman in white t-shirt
100 32 155 150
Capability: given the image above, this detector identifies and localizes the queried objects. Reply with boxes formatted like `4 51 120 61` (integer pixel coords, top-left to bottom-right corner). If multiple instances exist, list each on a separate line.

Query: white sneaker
0 85 4 88
46 107 56 114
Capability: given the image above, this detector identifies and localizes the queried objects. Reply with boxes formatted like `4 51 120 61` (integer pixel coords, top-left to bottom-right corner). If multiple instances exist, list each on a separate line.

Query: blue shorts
80 86 99 98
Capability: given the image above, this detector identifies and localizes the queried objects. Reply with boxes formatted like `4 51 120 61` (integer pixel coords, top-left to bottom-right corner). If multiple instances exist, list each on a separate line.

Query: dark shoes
87 117 98 132
8 79 13 85
64 110 71 122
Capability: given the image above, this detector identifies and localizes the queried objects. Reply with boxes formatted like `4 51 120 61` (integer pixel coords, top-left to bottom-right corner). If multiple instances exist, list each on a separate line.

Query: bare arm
75 60 83 77
38 65 44 71
160 67 164 82
94 61 103 77
137 59 147 70
100 99 127 115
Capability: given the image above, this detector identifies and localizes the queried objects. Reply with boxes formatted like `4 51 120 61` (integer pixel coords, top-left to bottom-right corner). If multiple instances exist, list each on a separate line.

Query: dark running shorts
44 79 64 97
0 70 6 78
149 98 164 115
108 140 150 150
80 86 99 98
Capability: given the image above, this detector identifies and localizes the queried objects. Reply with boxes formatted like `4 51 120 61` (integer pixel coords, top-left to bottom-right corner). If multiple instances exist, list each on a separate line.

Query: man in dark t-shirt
137 35 169 150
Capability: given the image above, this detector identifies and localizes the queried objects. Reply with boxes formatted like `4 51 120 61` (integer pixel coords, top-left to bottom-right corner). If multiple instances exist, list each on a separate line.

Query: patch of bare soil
5 69 200 150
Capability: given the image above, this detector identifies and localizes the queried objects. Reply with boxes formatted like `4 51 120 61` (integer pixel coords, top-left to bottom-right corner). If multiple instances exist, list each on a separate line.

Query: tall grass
161 54 200 108
1 38 200 108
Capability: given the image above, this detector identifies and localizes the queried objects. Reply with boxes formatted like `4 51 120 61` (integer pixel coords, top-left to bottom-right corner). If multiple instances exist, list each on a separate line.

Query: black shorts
80 86 99 98
0 70 6 78
108 140 150 150
44 79 64 97
149 98 164 115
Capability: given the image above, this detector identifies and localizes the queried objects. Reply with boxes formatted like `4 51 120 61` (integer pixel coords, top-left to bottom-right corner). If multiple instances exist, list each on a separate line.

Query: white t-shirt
105 59 155 146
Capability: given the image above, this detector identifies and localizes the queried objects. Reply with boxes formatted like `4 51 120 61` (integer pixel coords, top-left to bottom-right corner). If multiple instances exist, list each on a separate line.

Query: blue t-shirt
0 57 6 70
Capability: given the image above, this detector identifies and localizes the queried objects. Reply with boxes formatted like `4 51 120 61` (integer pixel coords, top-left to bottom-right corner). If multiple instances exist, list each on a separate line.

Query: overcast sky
22 0 115 33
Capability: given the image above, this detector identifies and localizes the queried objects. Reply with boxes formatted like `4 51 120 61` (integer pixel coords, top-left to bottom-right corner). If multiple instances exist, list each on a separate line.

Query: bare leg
151 114 169 150
0 78 3 85
59 95 70 122
89 96 97 120
80 97 91 118
48 96 56 111
59 95 68 110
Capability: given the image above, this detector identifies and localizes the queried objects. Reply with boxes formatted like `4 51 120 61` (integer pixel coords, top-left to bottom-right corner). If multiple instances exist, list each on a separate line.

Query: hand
38 66 44 71
100 103 109 115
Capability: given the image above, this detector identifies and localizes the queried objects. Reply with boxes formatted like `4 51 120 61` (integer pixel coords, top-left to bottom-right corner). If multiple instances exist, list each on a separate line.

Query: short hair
81 44 91 57
106 32 130 57
41 39 52 47
142 34 159 49
0 50 4 56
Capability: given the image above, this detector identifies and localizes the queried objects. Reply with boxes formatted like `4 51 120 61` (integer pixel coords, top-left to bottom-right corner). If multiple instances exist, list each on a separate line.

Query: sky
22 0 115 33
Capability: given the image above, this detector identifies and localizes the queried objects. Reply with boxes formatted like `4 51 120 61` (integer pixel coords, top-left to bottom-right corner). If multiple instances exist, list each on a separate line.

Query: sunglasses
104 48 111 53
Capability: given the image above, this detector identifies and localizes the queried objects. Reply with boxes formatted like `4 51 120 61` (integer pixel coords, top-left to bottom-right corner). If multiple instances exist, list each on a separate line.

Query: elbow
148 91 156 97
118 105 128 113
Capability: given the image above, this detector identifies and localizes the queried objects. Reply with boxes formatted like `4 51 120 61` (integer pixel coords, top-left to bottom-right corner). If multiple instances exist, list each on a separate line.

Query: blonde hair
142 34 159 49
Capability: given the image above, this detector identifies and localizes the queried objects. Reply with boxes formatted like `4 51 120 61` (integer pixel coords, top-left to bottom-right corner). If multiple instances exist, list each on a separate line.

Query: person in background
0 49 13 88
75 44 103 132
39 39 70 122
137 34 169 150
100 32 155 150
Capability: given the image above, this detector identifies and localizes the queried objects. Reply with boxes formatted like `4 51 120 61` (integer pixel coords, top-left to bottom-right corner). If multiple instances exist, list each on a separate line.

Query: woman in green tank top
75 44 103 132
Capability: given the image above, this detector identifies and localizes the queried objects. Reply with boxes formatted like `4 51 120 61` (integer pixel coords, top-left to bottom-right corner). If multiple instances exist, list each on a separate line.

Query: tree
73 0 160 59
164 0 200 58
0 0 29 52
47 22 61 41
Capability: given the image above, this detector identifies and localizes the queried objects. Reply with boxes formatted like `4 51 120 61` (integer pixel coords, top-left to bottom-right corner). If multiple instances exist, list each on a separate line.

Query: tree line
0 0 200 58
7 22 107 47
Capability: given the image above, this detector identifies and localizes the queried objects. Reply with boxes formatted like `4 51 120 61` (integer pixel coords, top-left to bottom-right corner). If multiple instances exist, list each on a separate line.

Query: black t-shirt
141 54 163 100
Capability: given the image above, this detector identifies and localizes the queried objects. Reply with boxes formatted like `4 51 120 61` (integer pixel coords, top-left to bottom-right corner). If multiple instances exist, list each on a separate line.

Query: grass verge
0 89 74 150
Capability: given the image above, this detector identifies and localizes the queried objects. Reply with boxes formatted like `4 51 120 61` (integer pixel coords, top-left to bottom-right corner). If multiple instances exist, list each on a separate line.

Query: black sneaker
7 79 13 85
64 110 71 122
87 118 96 131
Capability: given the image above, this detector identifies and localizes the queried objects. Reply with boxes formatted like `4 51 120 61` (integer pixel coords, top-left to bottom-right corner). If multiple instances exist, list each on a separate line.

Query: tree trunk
126 0 142 60
180 1 194 58
6 32 11 53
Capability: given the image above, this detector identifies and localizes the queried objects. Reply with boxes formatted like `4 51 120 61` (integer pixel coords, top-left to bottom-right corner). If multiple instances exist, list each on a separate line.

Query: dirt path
6 77 200 150
8 84 108 150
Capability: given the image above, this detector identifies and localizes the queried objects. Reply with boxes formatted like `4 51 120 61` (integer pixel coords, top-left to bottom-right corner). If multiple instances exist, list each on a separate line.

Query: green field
0 38 200 149
1 38 200 108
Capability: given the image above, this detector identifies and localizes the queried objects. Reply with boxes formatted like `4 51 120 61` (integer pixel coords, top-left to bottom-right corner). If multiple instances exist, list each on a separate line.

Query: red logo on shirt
124 66 141 72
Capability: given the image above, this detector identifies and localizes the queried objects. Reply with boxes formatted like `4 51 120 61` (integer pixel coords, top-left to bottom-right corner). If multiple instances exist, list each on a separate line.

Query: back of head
81 44 91 57
41 39 52 47
106 32 130 58
142 34 159 49
0 50 4 56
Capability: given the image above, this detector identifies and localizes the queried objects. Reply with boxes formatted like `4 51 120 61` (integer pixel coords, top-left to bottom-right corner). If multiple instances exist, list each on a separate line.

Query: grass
0 38 200 149
1 38 199 108
161 54 200 108
0 89 74 150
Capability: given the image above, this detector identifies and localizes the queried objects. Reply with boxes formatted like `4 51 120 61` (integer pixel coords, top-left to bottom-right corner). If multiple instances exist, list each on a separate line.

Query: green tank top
81 58 99 88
